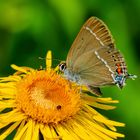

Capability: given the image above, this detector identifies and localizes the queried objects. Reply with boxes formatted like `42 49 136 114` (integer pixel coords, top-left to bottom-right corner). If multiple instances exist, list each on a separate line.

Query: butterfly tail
126 73 137 80
115 73 137 89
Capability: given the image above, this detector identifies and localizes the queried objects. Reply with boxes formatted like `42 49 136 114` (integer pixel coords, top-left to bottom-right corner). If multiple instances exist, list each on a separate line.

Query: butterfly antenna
38 57 45 60
38 57 62 62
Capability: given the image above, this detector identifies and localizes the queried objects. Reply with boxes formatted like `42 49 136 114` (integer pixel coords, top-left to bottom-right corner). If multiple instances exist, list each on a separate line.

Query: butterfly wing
72 48 114 87
72 46 128 87
66 16 115 69
66 16 129 88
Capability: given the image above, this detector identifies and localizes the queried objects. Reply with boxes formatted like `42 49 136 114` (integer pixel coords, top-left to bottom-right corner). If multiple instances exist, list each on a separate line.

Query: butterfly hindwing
72 49 115 87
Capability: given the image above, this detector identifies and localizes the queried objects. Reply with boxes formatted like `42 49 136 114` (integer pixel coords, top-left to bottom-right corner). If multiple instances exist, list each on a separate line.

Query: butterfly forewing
66 17 115 69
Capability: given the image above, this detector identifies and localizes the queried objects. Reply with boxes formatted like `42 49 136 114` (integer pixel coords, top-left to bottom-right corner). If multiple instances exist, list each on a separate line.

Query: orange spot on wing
116 63 123 74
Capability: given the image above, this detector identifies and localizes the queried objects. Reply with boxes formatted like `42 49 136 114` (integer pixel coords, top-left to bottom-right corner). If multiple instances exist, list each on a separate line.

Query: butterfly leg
87 85 102 96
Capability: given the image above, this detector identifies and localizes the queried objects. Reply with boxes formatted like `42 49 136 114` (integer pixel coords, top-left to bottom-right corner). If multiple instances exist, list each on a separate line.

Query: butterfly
59 17 136 96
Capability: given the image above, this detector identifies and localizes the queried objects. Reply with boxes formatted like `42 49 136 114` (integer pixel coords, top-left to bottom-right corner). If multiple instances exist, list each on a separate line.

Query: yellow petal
0 82 16 88
0 76 21 82
81 94 119 104
93 115 125 127
40 124 53 139
85 118 125 139
56 125 76 140
32 122 39 140
86 101 116 110
97 97 119 103
0 110 26 128
11 64 28 73
0 88 16 97
14 121 29 140
0 100 15 108
14 120 26 138
22 120 33 140
49 125 60 138
84 105 125 127
46 50 52 72
72 120 109 140
0 121 21 140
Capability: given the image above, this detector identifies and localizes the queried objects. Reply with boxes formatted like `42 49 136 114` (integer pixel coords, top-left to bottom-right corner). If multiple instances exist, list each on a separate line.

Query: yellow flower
0 51 125 140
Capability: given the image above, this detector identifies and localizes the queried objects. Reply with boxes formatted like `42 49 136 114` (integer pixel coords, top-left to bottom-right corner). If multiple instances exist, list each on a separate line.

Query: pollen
15 70 81 124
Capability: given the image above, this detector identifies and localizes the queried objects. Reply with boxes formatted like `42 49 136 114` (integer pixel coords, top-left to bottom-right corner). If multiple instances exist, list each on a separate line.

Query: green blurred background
0 0 140 139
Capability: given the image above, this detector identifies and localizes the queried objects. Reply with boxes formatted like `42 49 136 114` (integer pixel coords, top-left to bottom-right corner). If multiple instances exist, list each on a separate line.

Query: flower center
15 70 81 124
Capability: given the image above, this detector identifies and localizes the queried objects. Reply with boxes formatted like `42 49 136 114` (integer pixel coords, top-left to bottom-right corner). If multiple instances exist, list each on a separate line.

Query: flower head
0 51 125 140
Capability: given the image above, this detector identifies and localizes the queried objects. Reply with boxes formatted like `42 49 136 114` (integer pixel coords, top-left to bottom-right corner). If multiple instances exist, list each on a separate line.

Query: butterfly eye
59 63 67 72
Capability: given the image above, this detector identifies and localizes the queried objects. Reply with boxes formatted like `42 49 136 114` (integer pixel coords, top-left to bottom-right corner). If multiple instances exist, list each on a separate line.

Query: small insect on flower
58 16 136 95
0 51 125 140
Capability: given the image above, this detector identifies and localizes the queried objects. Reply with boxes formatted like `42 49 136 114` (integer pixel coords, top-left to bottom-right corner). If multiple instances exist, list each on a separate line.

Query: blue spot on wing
115 74 126 89
115 75 123 81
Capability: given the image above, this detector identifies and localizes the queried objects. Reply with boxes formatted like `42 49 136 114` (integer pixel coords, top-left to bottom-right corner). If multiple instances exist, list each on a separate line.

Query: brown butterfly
59 17 136 96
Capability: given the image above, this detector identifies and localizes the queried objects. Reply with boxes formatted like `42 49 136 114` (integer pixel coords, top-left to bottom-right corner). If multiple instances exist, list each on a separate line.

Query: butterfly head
58 62 67 72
